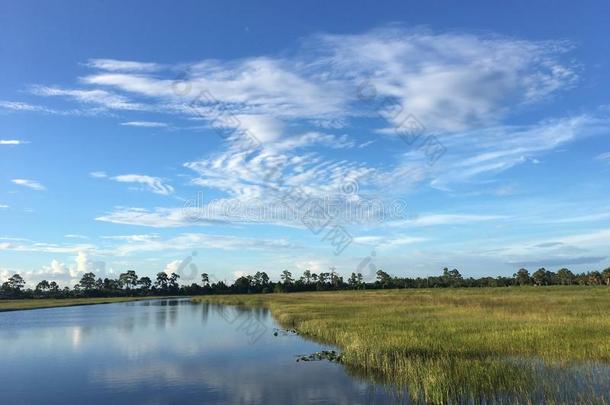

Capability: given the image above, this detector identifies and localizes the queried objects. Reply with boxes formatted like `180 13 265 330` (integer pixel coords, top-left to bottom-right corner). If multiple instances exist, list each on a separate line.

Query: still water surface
1 299 609 404
0 299 397 404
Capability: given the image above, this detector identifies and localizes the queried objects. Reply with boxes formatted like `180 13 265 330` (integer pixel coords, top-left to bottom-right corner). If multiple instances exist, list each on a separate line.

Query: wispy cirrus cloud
11 179 45 191
353 235 427 248
107 232 298 256
542 212 610 224
392 213 506 227
427 115 608 188
596 152 610 163
110 174 174 195
120 121 168 128
89 171 108 178
64 234 90 240
90 171 173 195
0 240 94 254
0 100 63 114
78 28 576 130
0 139 29 145
96 207 219 228
476 228 610 269
509 256 606 267
10 26 607 236
31 86 146 111
86 58 162 72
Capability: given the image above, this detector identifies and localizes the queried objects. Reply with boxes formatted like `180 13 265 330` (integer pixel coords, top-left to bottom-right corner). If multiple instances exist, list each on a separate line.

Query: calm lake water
1 299 609 404
0 299 398 404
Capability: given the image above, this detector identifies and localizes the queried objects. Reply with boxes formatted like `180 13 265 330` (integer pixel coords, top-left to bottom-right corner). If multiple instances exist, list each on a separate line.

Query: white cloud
232 271 248 281
555 229 610 246
96 207 197 227
407 214 506 226
2 251 107 287
319 27 576 132
0 100 60 113
0 204 8 209
0 139 29 145
12 26 605 239
111 174 174 195
164 260 182 276
354 235 426 248
8 27 578 149
0 100 107 117
596 152 610 162
358 140 375 148
120 121 168 128
32 86 145 111
102 234 161 242
87 58 162 72
89 171 108 178
233 114 283 144
273 131 355 151
80 29 575 132
427 115 606 188
109 233 297 256
542 212 610 224
0 240 95 254
11 179 45 191
64 234 90 240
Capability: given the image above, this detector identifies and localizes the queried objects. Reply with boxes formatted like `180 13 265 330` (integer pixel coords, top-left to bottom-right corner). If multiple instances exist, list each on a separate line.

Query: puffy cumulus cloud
5 251 109 287
164 259 182 276
45 259 70 276
0 268 12 283
232 271 248 281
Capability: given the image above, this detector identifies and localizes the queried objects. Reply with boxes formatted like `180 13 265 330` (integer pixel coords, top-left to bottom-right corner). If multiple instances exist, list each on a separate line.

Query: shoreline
0 296 184 313
194 287 610 402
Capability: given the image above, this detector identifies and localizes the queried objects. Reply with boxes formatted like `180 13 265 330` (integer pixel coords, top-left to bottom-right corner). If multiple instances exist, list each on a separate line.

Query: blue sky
1 0 610 286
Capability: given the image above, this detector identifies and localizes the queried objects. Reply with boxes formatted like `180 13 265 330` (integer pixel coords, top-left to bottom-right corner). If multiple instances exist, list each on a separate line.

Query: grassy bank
0 296 169 312
194 287 610 402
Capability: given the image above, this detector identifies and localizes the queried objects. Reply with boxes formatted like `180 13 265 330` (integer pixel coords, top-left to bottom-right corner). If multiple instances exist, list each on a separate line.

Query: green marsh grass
195 287 610 403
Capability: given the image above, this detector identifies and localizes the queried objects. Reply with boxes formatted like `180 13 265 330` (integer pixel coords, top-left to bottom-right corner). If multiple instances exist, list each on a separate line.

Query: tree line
1 266 610 299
